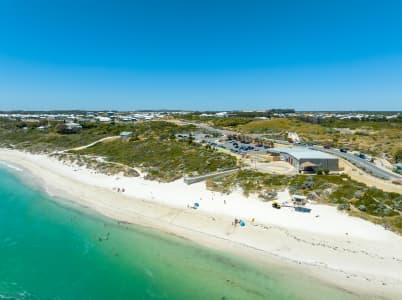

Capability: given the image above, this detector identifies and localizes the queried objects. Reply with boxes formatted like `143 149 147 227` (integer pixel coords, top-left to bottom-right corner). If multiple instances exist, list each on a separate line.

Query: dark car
340 148 348 153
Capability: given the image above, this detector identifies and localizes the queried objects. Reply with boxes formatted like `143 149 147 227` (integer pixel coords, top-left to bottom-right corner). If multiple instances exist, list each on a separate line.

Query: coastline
1 149 402 299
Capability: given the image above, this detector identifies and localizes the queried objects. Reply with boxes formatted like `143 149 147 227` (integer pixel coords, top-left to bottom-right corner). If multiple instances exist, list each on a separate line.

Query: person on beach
233 218 239 226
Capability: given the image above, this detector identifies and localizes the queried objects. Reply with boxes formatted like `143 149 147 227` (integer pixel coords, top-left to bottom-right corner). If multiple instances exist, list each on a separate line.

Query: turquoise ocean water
0 164 360 300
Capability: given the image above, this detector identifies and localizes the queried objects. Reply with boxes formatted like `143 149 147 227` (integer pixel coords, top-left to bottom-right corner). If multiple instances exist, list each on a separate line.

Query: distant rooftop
270 147 337 160
120 131 133 136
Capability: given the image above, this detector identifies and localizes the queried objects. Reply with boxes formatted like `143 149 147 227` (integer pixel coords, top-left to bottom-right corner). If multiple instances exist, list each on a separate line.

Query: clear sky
1 0 402 111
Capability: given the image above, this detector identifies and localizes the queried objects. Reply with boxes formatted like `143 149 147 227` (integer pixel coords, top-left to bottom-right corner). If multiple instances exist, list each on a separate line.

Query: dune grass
76 138 237 182
207 170 402 233
237 117 402 159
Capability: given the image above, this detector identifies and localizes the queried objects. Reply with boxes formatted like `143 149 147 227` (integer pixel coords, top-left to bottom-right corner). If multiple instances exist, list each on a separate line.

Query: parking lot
191 133 272 156
179 122 402 181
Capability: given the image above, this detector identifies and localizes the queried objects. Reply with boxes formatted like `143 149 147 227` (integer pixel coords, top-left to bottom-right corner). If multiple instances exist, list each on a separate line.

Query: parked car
358 153 366 159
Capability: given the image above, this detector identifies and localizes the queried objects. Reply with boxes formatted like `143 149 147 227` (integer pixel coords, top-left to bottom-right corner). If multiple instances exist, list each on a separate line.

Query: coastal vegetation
0 119 237 181
238 118 402 158
174 113 402 161
206 170 402 233
54 153 141 177
0 119 192 152
172 113 254 127
0 119 112 152
74 138 236 182
243 118 402 160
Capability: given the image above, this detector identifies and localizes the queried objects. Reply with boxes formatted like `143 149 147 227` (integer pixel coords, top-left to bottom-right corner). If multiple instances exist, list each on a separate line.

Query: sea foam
0 161 23 172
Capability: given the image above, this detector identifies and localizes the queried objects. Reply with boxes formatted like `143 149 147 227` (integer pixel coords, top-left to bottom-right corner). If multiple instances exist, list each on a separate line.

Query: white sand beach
1 149 402 299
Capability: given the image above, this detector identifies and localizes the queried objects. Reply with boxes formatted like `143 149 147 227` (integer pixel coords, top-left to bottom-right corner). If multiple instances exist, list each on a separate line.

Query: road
183 121 402 181
310 146 402 180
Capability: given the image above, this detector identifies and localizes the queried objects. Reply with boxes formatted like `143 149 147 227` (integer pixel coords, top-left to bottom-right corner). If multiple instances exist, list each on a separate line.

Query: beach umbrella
239 221 245 227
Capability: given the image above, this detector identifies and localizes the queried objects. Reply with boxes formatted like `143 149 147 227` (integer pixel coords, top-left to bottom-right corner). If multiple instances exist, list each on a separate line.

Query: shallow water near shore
0 164 360 300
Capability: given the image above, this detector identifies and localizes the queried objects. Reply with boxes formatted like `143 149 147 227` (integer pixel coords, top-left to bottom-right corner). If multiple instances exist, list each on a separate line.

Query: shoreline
1 149 402 299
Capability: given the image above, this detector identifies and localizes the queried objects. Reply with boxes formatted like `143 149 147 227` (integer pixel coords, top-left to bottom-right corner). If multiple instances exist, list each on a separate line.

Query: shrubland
207 170 402 233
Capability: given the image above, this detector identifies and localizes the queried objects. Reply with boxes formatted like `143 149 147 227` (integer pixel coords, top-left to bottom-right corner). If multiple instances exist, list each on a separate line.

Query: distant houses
120 131 133 140
215 112 228 117
65 122 82 131
96 116 112 123
117 116 136 122
56 122 82 134
1 110 400 124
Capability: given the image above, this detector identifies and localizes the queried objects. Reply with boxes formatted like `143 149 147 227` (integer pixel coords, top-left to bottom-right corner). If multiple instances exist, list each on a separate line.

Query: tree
358 204 367 212
188 133 194 144
38 119 48 127
16 122 28 129
56 124 68 134
394 149 402 163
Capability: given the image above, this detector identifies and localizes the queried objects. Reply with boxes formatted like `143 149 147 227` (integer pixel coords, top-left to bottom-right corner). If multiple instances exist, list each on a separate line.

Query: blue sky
1 0 402 111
